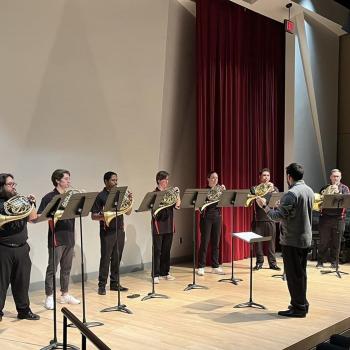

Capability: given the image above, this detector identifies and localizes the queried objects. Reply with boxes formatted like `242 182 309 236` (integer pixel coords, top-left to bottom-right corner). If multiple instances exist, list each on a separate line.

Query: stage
1 258 349 349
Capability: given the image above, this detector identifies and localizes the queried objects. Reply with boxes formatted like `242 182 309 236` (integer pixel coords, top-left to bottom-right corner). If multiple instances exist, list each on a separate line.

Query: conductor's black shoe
269 264 281 271
254 263 263 270
17 311 40 320
278 309 306 318
330 263 337 269
316 262 324 269
110 285 129 292
98 287 106 295
288 304 309 313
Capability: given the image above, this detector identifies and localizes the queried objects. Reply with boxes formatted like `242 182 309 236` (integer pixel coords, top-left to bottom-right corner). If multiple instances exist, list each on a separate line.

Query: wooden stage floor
1 258 349 349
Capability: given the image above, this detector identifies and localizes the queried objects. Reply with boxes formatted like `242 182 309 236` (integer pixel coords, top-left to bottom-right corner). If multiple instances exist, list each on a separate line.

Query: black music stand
320 194 350 278
181 189 209 291
216 190 244 285
233 232 271 309
59 192 104 327
100 186 132 314
37 195 78 350
136 191 169 301
266 193 286 280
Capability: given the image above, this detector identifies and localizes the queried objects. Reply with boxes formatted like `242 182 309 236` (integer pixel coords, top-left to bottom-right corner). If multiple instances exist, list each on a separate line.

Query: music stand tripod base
184 283 208 291
101 304 132 314
272 272 286 281
41 341 79 350
320 269 349 279
68 320 105 328
218 276 243 285
234 301 266 309
141 292 169 301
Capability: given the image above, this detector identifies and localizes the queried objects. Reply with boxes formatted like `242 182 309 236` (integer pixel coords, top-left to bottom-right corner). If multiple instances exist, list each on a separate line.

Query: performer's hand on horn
256 197 267 208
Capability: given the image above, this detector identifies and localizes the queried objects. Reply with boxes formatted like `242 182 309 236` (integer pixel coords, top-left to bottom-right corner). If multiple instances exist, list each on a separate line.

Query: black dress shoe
98 287 106 295
17 311 40 320
269 264 281 271
288 304 309 313
110 285 129 292
278 309 306 318
254 263 263 270
330 262 337 269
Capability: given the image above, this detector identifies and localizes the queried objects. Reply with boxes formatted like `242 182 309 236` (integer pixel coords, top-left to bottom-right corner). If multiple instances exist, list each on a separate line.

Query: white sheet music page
232 232 262 243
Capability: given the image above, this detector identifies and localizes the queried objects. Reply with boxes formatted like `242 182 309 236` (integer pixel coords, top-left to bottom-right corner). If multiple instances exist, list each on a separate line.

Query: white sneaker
212 267 225 275
197 268 205 276
60 294 80 305
161 274 175 281
153 277 160 284
45 295 54 310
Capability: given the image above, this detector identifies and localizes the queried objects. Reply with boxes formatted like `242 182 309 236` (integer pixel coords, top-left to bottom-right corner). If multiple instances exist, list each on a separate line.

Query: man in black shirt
0 173 40 321
251 168 281 271
317 169 349 268
38 169 80 310
151 170 180 283
92 171 131 295
197 171 225 276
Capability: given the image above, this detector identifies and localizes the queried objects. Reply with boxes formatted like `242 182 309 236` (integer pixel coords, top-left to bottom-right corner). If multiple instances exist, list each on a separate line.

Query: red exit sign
284 19 295 34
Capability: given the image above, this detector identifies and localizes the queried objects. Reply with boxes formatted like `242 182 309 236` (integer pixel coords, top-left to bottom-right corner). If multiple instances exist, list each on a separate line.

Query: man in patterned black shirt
0 173 40 321
316 169 349 269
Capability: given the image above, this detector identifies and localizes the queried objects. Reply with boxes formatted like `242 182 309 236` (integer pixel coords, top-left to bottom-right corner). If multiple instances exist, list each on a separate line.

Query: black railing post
63 315 67 348
61 307 111 350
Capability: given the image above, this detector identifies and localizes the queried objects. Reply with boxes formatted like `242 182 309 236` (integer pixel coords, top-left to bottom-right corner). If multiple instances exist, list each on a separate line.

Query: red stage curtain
196 0 285 262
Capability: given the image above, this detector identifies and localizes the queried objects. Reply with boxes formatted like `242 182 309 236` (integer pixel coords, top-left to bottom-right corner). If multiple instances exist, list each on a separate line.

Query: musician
91 171 131 295
151 170 180 284
257 163 314 317
0 173 40 321
251 168 280 271
197 171 225 276
38 169 80 310
316 169 349 269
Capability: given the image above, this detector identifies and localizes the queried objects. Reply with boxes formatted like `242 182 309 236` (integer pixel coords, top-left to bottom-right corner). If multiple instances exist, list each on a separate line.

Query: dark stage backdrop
196 0 285 263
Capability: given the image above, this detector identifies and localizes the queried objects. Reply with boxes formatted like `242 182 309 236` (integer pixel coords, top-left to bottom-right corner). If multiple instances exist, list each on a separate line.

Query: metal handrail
61 307 111 350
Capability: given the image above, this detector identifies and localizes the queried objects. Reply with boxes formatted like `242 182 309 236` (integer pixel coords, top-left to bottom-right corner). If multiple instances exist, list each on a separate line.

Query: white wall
0 0 196 286
285 12 339 191
338 34 350 185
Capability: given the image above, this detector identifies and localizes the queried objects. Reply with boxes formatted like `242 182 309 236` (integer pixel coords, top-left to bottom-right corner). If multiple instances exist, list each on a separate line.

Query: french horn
200 185 225 212
104 189 133 227
0 195 34 228
245 182 274 207
54 187 85 225
153 187 180 216
313 184 339 212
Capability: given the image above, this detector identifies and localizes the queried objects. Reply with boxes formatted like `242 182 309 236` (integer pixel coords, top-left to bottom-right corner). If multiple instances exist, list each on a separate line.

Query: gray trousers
252 220 277 266
45 245 74 296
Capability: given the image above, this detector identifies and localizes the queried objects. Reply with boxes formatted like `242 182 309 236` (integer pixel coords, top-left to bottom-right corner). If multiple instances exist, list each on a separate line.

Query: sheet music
232 231 271 243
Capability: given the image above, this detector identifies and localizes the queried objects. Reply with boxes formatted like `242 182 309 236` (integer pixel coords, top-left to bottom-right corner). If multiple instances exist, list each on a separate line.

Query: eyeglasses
5 182 17 187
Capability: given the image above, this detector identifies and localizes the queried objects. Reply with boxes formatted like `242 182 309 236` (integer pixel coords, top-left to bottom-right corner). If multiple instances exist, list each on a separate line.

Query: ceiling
227 0 349 35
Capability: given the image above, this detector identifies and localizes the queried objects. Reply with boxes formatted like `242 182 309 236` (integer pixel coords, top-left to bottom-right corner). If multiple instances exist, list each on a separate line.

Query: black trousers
281 245 309 312
198 215 221 268
252 221 277 266
153 233 173 277
98 229 125 287
318 216 345 264
0 243 31 316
